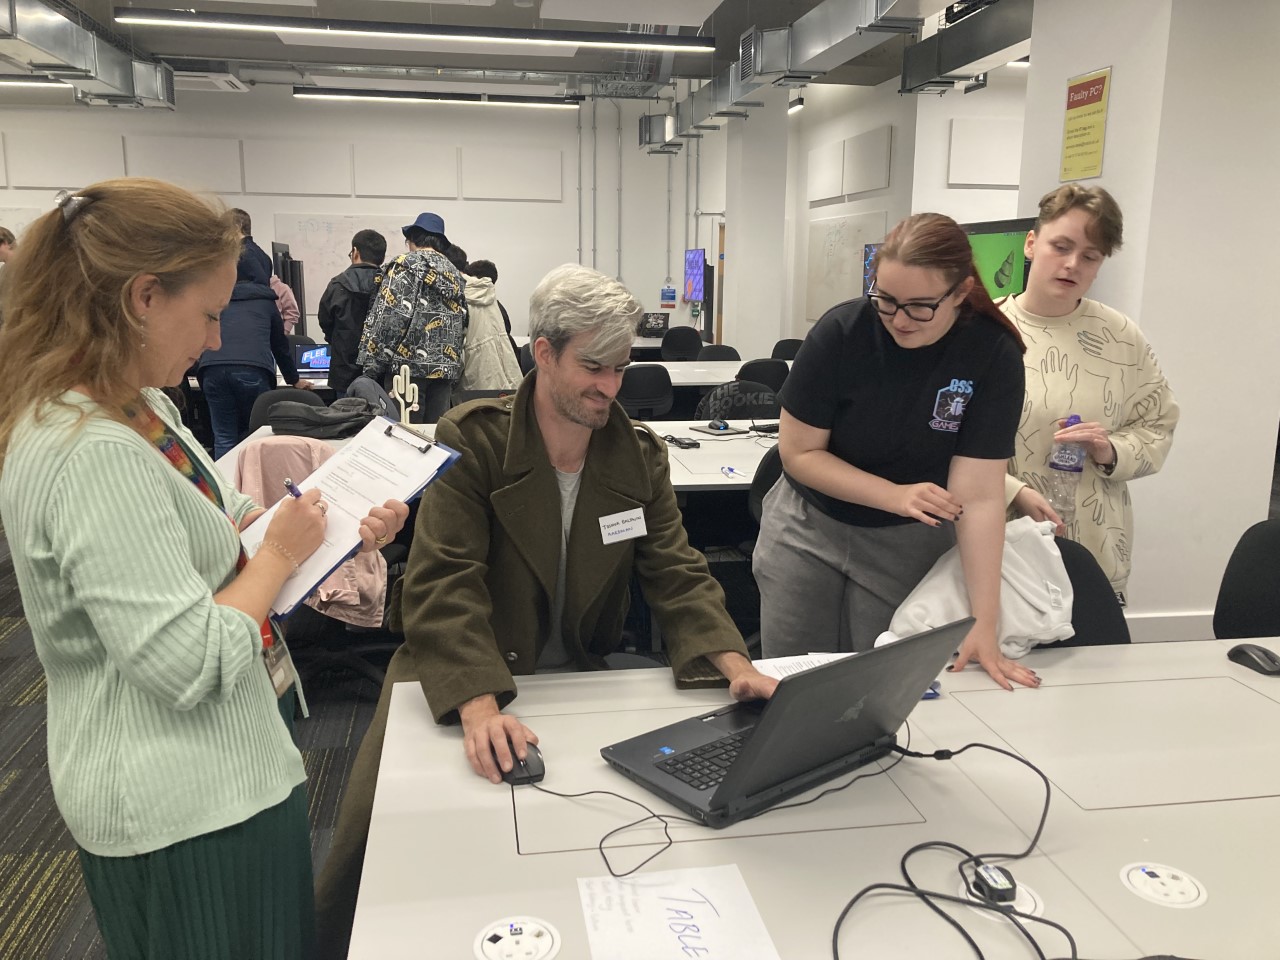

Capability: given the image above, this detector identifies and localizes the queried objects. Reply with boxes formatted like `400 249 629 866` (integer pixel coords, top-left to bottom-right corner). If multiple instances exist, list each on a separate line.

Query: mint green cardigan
0 389 306 857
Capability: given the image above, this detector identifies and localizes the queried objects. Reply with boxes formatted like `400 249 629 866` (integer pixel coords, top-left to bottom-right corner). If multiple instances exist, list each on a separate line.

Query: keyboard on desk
655 732 747 791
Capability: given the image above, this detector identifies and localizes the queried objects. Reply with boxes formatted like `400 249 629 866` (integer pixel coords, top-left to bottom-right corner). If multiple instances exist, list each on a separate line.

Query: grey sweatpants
753 479 956 656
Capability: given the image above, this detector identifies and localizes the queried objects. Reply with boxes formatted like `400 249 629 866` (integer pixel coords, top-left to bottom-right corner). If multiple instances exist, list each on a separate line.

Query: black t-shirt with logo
780 297 1024 527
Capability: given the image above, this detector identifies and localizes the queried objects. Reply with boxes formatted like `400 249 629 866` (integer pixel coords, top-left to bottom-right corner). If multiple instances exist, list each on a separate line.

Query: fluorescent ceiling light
293 85 581 109
1006 58 1030 68
0 77 68 87
115 8 715 53
788 95 804 114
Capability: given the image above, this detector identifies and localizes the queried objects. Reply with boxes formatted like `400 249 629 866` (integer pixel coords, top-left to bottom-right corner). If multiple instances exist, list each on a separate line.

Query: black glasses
868 277 963 322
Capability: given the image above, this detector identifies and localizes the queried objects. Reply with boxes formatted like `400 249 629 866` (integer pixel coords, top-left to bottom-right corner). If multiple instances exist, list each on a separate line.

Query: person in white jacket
1001 185 1179 602
458 271 522 391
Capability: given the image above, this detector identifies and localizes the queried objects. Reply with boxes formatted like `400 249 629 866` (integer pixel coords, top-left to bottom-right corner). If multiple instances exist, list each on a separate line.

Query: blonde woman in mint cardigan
0 179 407 960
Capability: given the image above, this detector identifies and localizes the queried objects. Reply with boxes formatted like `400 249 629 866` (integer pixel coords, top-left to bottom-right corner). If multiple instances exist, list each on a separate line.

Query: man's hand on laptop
458 693 540 783
709 650 780 702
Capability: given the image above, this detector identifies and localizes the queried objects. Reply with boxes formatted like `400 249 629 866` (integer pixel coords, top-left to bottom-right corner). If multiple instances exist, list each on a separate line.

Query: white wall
912 69 1025 223
784 79 918 335
0 83 697 337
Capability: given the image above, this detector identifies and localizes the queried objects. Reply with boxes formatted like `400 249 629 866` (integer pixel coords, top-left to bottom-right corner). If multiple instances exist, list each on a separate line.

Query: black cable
527 782 700 878
762 721 912 815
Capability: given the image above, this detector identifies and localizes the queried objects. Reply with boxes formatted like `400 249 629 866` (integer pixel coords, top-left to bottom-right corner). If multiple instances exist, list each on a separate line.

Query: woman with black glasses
754 212 1040 690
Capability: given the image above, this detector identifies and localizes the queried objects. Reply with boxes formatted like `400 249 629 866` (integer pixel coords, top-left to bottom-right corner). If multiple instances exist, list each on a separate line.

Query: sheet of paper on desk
577 864 780 960
753 652 855 679
239 417 459 618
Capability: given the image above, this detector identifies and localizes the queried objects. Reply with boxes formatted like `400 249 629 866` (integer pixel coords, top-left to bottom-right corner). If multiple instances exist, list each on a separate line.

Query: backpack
268 397 379 439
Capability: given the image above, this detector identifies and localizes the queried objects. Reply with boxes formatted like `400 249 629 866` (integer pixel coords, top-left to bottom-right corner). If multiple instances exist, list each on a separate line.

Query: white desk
216 420 776 493
349 640 1276 959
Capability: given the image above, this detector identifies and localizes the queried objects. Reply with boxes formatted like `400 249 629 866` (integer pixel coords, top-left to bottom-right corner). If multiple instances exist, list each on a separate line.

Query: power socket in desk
474 916 561 960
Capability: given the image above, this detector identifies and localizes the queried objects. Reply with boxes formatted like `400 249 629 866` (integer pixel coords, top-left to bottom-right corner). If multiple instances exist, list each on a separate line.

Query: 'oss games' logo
930 378 973 433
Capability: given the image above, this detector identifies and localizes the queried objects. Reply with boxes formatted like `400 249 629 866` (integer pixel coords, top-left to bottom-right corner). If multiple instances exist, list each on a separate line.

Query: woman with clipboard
0 178 408 960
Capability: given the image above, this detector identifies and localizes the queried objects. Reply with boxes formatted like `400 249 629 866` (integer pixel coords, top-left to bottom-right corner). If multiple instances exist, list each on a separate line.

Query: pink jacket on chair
235 434 387 627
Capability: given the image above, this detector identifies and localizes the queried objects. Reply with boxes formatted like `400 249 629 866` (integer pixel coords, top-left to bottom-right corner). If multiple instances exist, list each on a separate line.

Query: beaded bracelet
259 539 301 578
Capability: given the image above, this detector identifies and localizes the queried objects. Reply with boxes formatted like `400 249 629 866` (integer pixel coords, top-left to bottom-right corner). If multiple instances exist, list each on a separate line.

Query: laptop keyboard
655 733 747 791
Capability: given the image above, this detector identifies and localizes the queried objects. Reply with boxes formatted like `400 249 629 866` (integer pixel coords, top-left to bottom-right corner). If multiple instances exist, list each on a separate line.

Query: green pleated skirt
76 692 315 960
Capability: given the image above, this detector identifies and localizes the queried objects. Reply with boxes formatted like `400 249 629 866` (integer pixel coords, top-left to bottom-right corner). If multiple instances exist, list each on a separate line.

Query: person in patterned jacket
357 212 467 423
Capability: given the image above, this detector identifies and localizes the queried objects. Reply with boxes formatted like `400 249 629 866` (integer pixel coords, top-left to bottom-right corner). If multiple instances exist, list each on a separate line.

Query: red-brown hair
873 212 1025 353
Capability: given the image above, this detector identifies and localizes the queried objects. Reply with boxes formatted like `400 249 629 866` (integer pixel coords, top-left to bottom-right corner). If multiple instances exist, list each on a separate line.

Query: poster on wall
1060 67 1111 182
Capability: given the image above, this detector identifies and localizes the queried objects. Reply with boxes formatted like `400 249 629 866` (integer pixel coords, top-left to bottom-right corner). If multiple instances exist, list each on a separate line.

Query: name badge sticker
599 508 647 544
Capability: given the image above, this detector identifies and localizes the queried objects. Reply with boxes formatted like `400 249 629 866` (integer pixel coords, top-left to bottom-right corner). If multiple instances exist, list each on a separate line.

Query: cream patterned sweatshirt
1000 296 1179 594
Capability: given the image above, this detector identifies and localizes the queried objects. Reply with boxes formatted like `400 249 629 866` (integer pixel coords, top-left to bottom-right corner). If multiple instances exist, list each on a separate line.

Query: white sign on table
577 864 780 960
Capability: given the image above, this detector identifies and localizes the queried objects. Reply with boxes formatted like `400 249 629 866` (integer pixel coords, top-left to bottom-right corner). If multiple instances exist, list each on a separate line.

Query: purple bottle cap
1065 414 1082 427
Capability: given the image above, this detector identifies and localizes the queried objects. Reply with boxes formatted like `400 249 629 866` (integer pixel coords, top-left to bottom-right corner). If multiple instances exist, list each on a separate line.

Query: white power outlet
473 916 561 960
1120 863 1207 908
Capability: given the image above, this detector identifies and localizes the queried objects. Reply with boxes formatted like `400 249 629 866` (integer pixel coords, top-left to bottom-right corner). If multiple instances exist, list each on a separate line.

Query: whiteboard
841 126 892 196
354 142 458 198
245 140 352 196
948 117 1022 187
125 135 243 194
273 213 407 313
805 211 887 322
0 207 46 241
6 131 124 188
807 141 844 203
461 146 561 201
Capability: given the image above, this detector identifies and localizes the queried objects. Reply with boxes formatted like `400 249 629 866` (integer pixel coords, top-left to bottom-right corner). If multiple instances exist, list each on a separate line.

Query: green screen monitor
961 217 1036 299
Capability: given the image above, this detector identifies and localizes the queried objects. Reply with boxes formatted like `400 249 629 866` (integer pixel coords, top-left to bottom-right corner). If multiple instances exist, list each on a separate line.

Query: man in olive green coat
315 264 776 959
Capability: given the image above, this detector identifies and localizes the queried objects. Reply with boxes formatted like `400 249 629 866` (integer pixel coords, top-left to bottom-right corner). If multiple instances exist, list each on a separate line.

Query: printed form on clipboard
239 417 460 618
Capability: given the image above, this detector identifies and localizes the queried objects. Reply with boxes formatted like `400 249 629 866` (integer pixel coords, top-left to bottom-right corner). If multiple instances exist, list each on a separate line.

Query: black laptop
601 618 971 828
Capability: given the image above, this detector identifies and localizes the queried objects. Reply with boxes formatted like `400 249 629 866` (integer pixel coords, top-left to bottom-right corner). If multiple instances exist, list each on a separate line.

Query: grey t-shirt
537 466 583 672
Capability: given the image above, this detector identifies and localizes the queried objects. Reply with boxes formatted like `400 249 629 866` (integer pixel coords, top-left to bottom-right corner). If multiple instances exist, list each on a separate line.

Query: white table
216 420 776 493
349 639 1278 959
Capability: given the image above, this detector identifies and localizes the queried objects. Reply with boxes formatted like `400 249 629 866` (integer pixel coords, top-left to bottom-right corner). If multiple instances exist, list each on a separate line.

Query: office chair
660 325 704 361
1040 537 1130 646
737 358 789 394
1213 519 1280 639
518 342 536 375
770 338 803 360
247 386 326 432
617 365 673 419
287 333 316 349
747 445 784 529
695 380 780 422
698 344 741 361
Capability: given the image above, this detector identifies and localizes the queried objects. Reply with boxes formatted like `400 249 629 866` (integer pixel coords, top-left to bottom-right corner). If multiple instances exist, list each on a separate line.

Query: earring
139 315 148 350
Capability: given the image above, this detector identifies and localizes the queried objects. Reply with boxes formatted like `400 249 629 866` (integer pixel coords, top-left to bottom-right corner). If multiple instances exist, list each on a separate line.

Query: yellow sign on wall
1060 67 1111 182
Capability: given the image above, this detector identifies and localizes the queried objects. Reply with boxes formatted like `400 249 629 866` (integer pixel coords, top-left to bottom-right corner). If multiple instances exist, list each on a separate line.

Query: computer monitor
271 242 291 278
684 248 706 302
292 343 330 374
862 242 881 295
961 217 1036 298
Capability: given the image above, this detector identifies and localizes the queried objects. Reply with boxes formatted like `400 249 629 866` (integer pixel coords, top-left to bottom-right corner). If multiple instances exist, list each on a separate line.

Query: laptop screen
293 343 330 373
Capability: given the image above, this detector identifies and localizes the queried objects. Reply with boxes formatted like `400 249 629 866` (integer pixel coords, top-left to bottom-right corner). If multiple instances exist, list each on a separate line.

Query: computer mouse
708 418 729 431
501 743 545 785
1227 643 1280 676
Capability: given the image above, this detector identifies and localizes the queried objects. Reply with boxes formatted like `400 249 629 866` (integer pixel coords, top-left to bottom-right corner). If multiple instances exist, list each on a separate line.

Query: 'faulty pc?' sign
1060 67 1111 182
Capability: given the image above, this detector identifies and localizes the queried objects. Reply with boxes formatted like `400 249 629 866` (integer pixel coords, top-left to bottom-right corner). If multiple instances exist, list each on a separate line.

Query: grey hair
527 263 642 363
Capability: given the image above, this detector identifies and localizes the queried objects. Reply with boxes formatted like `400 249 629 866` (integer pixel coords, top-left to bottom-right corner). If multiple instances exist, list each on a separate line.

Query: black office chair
287 333 316 349
695 380 780 422
283 592 401 694
617 365 673 420
1039 537 1130 647
517 342 536 375
737 358 789 394
1213 519 1280 639
247 386 325 432
747 445 784 529
698 344 741 361
661 326 704 361
770 338 803 360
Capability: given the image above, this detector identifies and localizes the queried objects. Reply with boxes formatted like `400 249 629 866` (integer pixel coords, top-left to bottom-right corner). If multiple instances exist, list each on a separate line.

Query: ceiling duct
646 0 928 150
0 0 172 107
900 0 1031 94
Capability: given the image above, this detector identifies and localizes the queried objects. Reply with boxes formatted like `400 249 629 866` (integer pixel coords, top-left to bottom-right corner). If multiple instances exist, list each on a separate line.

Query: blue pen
720 466 754 479
282 477 303 499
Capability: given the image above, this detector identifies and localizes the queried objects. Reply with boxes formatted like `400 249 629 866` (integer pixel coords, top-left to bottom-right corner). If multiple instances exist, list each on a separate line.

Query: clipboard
240 416 461 618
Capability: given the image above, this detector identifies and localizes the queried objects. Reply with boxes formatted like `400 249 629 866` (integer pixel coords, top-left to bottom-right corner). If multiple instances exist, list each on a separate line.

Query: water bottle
1047 414 1085 532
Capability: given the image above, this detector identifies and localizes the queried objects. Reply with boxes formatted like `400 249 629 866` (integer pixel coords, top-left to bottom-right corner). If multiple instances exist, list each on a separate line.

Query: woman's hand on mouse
458 693 540 783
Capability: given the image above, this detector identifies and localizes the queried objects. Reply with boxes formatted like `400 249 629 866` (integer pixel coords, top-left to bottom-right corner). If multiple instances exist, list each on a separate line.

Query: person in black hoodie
318 229 386 396
196 242 311 457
